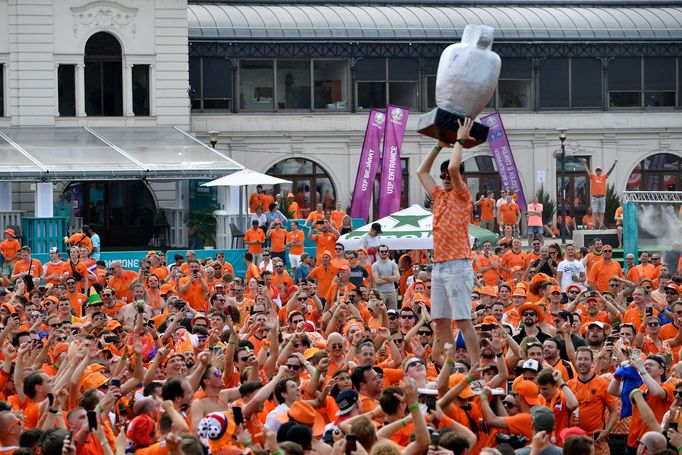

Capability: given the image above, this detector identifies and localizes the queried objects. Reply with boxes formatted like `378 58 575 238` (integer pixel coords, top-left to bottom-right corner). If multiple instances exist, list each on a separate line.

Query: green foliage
185 205 218 246
279 194 294 219
605 184 621 226
537 185 556 225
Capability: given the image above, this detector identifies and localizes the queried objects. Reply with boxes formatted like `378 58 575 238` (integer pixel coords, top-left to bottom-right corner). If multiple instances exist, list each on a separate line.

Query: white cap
522 359 540 372
49 247 58 254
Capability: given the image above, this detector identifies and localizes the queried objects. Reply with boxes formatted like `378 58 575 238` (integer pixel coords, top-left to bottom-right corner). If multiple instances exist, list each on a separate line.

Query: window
609 58 642 107
266 158 337 215
314 60 348 110
644 58 675 107
627 153 681 191
388 59 419 109
190 58 233 111
498 59 532 109
464 156 501 222
276 60 311 110
0 64 4 117
556 156 590 222
57 65 76 117
356 58 386 110
571 58 602 108
423 59 439 110
132 65 150 116
239 60 274 111
84 32 123 116
539 58 569 108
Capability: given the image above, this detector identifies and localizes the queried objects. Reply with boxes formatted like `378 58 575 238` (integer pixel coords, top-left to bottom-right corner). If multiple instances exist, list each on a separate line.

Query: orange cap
549 285 562 294
516 380 541 406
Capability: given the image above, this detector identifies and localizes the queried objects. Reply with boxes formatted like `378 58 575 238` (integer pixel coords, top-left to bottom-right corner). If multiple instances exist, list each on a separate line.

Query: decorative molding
71 1 138 36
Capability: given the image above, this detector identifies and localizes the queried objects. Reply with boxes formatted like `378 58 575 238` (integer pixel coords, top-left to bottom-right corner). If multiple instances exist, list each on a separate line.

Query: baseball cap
371 222 382 233
530 406 555 432
335 390 359 416
549 285 562 294
3 228 14 237
516 380 541 406
560 427 587 440
49 247 59 254
665 283 680 293
522 359 540 373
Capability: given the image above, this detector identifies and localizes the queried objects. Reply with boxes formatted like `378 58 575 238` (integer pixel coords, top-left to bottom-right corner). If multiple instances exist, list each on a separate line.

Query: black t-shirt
349 265 369 287
512 327 551 344
529 258 557 277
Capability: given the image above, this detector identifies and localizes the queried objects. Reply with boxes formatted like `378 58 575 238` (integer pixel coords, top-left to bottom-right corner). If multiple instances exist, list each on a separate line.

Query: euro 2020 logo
391 108 403 123
373 112 385 126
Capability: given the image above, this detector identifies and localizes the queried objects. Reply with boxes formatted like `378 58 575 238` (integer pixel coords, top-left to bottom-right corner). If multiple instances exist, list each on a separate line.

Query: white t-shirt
557 259 586 291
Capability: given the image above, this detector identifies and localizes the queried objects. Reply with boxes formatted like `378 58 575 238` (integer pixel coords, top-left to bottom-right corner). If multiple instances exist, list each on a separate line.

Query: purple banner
378 105 410 218
480 112 527 211
350 109 386 221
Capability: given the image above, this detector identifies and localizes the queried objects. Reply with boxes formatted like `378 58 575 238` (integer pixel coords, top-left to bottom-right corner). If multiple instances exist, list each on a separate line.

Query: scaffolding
622 191 682 262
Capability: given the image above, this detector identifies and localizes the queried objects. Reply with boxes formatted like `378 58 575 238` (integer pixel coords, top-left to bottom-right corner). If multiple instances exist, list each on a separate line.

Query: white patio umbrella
202 168 293 230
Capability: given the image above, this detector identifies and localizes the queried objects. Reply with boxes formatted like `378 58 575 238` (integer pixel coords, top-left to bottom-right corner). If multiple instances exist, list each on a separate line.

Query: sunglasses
263 254 270 257
329 344 344 349
239 357 250 363
292 319 304 325
393 338 404 343
401 315 414 319
522 311 537 317
335 247 344 250
647 322 660 327
603 250 613 253
297 297 307 301
286 364 302 371
55 336 67 342
418 331 433 336
379 250 389 253
453 366 468 373
439 173 451 180
49 323 63 328
406 359 424 370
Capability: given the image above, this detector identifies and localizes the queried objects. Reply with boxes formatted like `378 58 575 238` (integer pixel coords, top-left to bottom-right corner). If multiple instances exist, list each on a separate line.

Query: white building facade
0 0 681 247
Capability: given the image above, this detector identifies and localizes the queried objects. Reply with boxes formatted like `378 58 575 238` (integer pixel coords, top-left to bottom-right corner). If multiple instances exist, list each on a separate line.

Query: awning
188 4 682 41
0 127 243 181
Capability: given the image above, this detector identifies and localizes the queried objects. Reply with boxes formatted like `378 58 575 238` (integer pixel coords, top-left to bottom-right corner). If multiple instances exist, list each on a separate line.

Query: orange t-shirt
498 202 520 224
566 373 616 434
503 413 533 439
583 252 603 275
479 198 495 221
286 230 305 255
622 307 659 331
66 233 93 252
474 254 499 286
587 260 623 293
615 207 623 226
108 270 137 303
178 277 208 313
305 210 325 225
269 228 287 253
43 260 66 285
636 263 657 280
13 258 43 278
308 265 338 299
102 301 126 317
66 292 88 317
431 185 472 263
501 250 527 280
330 210 346 229
312 232 338 262
244 228 266 254
245 263 261 282
260 194 274 212
0 239 21 263
590 174 607 196
249 192 261 213
271 271 293 291
582 215 594 230
628 382 675 447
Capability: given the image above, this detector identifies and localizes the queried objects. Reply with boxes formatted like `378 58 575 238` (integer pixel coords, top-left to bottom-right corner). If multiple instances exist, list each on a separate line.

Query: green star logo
390 215 425 229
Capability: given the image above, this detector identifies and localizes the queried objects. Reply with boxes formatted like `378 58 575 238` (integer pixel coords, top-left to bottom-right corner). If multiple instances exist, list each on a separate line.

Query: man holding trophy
416 24 501 366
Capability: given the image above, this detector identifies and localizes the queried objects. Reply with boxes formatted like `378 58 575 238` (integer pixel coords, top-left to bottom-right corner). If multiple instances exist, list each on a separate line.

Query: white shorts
289 254 302 268
431 259 474 320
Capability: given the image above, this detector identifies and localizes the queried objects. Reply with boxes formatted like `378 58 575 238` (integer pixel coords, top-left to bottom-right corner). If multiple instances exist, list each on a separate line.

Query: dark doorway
84 32 123 116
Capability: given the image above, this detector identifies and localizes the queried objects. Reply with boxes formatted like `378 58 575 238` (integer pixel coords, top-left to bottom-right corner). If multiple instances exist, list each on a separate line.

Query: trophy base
417 108 489 148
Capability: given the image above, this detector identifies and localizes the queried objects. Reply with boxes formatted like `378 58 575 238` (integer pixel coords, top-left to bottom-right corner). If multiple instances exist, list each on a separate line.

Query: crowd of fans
0 179 680 454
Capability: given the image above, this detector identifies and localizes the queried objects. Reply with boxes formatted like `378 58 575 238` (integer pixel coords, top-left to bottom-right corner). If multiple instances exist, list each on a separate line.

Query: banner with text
377 105 409 218
350 109 386 221
480 112 527 210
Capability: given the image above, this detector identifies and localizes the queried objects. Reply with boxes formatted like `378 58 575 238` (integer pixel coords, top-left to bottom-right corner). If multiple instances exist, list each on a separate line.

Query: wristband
560 383 569 389
49 408 58 414
401 418 407 427
480 394 489 401
465 375 473 384
433 145 442 152
445 360 454 366
677 447 682 454
408 403 419 412
241 439 253 447
315 369 322 376
273 451 282 455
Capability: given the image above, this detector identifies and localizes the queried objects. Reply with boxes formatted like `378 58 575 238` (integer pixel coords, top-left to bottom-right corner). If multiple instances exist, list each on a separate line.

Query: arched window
84 32 123 116
265 158 337 217
627 153 681 191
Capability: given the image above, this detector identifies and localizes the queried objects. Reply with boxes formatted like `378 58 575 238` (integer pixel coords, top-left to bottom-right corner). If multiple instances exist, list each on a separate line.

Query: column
0 183 12 211
35 182 54 218
149 64 156 116
124 63 134 116
76 63 86 117
54 64 60 117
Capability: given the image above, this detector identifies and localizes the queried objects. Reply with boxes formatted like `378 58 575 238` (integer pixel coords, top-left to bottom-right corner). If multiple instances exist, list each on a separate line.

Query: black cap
335 390 359 416
371 222 382 234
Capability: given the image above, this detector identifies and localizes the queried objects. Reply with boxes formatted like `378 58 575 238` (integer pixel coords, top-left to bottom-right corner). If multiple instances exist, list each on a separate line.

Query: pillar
124 63 134 116
76 63 85 117
0 182 12 211
35 182 54 218
54 64 60 117
149 64 156 116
